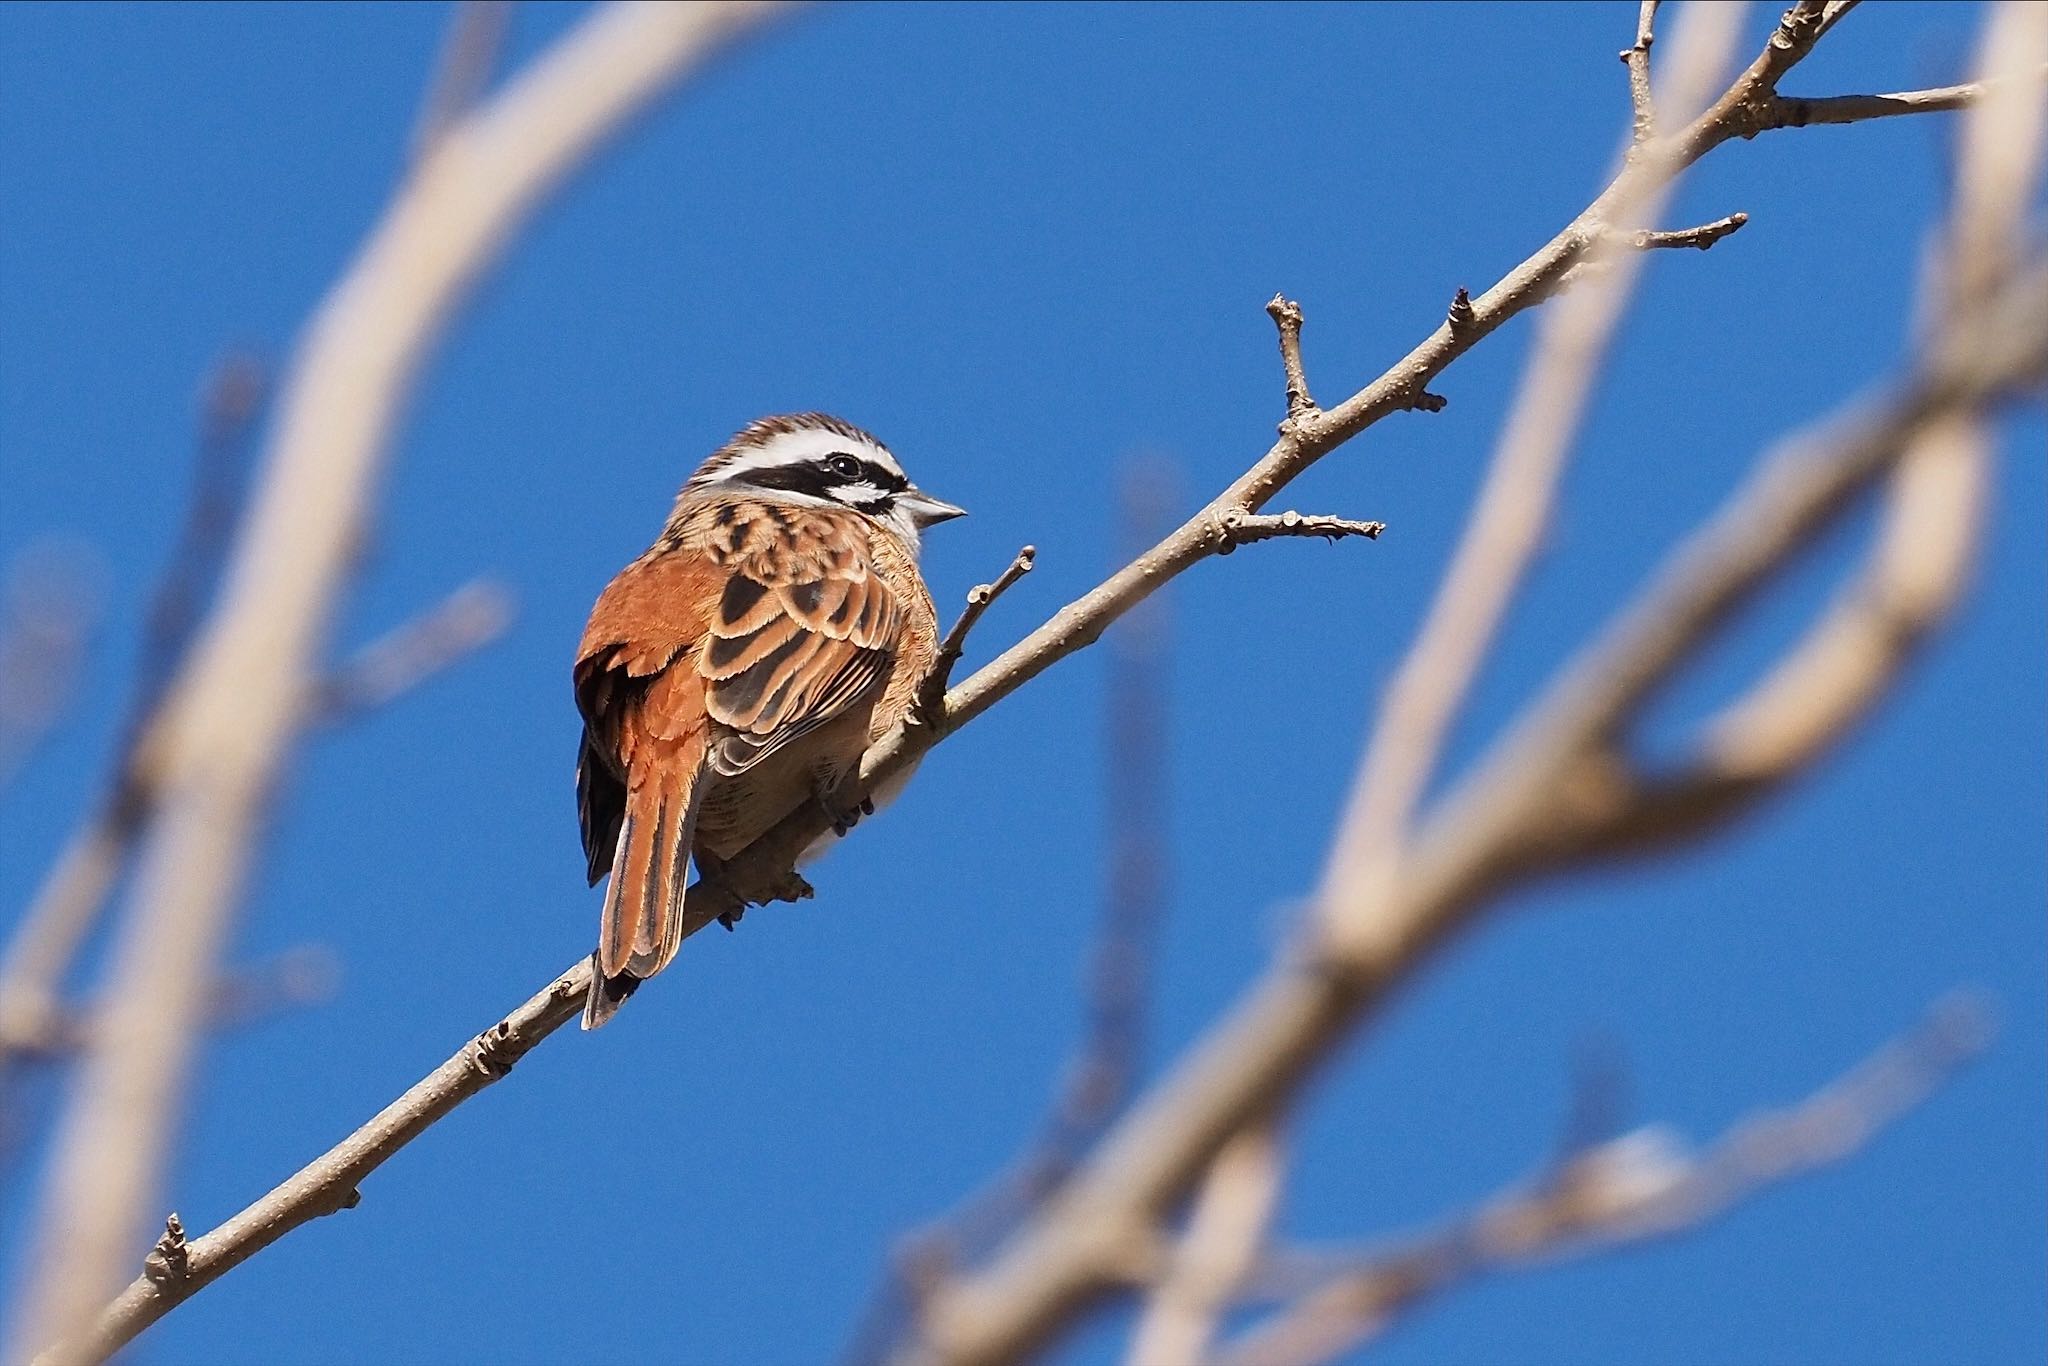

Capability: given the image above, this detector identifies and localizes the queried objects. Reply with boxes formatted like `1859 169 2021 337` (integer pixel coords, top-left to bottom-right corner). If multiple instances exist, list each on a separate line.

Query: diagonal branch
29 965 593 1366
685 0 1853 936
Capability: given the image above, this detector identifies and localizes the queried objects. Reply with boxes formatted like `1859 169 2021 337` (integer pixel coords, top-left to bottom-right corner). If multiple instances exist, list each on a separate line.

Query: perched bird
573 413 965 1029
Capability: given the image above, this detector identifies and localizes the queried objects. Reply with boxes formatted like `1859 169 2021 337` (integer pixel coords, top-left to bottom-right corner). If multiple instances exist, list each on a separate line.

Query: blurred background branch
905 6 2048 1361
9 3 788 1361
1214 996 1994 1366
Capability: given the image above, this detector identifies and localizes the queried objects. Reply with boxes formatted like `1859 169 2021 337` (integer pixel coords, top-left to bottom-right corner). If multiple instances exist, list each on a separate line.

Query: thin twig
309 579 515 722
1760 66 2048 134
1622 1 1661 143
1213 510 1384 552
1265 295 1317 422
2 946 340 1061
0 545 101 791
1623 211 1750 250
127 355 268 734
1214 995 1993 1366
916 546 1036 726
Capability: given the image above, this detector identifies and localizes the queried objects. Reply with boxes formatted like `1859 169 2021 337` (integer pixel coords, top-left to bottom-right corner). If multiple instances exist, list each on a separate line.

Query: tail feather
583 759 703 1030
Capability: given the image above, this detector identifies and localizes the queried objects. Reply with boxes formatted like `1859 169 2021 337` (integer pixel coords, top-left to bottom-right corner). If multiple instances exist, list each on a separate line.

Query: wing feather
697 504 901 776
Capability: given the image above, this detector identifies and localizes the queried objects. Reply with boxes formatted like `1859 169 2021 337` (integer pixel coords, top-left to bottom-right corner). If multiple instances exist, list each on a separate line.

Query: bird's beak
899 487 967 527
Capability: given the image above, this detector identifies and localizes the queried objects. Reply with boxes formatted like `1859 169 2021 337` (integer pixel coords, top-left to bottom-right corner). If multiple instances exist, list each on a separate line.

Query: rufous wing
695 507 902 775
574 552 718 1028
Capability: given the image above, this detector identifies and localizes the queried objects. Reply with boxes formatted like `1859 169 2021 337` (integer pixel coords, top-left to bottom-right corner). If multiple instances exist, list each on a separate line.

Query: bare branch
29 965 592 1366
308 578 515 722
1127 1123 1284 1366
1214 510 1384 551
1622 1 1660 143
910 32 2048 1366
1265 295 1317 422
0 545 101 790
1622 210 1749 251
0 575 500 1080
2 946 339 1062
1559 0 2048 866
410 0 513 162
917 546 1036 727
1762 67 2048 133
10 5 791 1361
1215 996 1992 1366
688 0 1871 935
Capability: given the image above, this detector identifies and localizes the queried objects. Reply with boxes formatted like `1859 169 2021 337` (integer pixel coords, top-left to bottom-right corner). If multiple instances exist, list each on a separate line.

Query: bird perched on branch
573 413 965 1028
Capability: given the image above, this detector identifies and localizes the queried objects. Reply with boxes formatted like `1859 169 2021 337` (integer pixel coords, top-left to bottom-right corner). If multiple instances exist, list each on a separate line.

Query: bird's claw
815 782 875 838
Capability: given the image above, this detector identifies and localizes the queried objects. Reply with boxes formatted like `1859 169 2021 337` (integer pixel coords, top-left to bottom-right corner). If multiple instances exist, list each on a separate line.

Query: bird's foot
813 777 875 838
693 851 747 931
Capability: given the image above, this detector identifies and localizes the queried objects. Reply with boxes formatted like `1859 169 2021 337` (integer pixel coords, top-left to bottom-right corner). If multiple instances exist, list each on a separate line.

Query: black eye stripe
736 451 909 509
820 451 908 492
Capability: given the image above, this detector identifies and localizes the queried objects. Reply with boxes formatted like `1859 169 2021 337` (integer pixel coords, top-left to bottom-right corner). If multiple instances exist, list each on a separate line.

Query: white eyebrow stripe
698 428 902 486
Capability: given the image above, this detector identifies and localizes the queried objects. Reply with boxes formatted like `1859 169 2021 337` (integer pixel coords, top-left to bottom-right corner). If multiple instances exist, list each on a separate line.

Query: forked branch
918 545 1037 726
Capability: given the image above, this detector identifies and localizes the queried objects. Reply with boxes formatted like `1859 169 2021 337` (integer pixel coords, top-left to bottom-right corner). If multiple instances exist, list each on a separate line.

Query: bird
573 413 965 1029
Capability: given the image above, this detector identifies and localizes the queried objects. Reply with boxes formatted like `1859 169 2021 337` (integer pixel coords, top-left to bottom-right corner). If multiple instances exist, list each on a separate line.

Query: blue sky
2 3 2041 1363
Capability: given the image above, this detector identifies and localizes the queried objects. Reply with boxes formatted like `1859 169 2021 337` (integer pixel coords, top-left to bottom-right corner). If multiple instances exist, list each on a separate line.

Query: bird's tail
583 757 703 1030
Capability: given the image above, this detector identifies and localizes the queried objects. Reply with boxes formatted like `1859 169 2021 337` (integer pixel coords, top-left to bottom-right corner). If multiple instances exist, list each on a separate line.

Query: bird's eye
828 454 863 480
